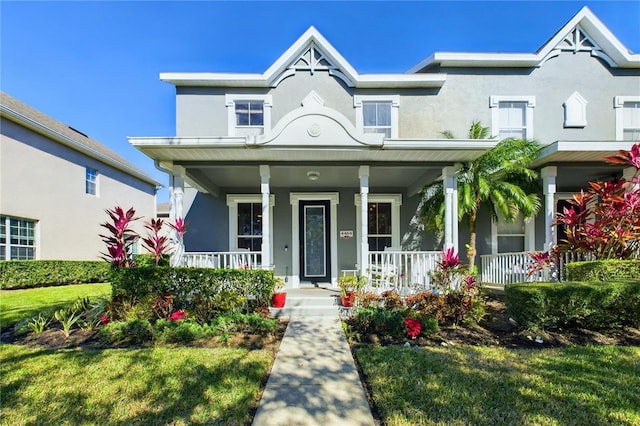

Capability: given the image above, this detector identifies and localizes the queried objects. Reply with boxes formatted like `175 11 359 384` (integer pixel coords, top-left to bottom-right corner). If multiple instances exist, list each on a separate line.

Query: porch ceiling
182 163 444 195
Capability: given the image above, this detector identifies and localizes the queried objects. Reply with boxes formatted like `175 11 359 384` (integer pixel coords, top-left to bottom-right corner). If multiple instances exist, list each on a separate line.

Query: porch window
227 194 274 253
368 202 392 251
85 167 98 195
225 94 272 137
490 96 535 140
237 202 262 251
354 95 399 138
0 216 36 260
614 97 640 141
492 212 534 254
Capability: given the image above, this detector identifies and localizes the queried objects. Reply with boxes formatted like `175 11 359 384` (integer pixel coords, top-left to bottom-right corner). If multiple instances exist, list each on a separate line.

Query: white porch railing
182 251 262 269
367 251 441 294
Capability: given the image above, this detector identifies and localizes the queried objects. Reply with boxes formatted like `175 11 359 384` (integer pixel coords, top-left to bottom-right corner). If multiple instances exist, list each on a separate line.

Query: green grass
0 283 111 329
357 345 640 425
0 344 273 425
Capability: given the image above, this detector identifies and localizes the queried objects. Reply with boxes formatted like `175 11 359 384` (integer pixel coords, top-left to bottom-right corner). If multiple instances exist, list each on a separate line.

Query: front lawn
0 283 111 329
0 344 273 425
356 345 640 425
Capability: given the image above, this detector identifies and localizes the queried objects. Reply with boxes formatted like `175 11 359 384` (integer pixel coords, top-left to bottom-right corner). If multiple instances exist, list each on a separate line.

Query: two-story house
1 92 159 261
130 7 639 289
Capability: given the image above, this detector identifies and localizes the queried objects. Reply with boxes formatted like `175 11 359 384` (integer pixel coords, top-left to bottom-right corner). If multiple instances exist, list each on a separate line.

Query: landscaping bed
347 295 640 349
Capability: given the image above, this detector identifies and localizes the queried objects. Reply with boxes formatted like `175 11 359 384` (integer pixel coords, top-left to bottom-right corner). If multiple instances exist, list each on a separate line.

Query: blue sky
2 1 639 202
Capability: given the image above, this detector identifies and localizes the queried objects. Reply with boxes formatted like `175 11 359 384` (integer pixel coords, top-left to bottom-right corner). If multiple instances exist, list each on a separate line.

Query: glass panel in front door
304 205 326 277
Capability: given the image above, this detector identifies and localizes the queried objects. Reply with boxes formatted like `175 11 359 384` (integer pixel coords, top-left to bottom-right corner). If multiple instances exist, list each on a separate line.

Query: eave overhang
533 140 637 167
2 105 161 187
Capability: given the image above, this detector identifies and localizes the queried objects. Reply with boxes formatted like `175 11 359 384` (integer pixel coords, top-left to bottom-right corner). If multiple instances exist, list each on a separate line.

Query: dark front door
299 200 331 282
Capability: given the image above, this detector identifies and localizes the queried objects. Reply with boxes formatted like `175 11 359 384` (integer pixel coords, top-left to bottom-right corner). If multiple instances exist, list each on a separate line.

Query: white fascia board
160 73 270 87
382 138 498 150
0 105 160 186
128 136 247 147
356 74 446 88
409 52 539 71
538 140 636 157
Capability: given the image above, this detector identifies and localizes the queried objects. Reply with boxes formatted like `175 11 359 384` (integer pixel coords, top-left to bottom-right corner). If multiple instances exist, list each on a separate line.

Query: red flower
168 310 187 321
404 318 422 339
100 315 110 326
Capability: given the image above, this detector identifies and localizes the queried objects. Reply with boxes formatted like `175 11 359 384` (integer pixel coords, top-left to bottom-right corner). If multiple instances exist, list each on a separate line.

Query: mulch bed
0 319 288 352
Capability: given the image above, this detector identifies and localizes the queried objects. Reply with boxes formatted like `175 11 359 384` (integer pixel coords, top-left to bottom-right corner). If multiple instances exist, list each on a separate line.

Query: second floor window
363 101 392 138
621 101 640 141
235 101 264 136
498 102 527 140
86 167 98 195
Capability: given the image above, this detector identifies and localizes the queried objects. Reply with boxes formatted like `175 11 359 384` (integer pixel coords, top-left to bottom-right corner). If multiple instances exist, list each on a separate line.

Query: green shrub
565 259 640 281
109 267 275 320
133 253 169 268
154 319 214 344
0 261 110 289
354 307 407 339
98 319 154 346
505 281 640 330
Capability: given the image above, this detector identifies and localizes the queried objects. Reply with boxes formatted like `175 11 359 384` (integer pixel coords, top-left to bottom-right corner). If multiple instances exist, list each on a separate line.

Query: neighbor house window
225 94 272 137
227 194 274 252
354 95 399 139
490 96 535 140
0 216 36 260
85 167 98 195
491 213 534 254
614 97 640 141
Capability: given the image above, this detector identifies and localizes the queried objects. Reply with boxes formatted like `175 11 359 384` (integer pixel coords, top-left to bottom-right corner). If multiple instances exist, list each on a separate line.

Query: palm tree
420 128 541 271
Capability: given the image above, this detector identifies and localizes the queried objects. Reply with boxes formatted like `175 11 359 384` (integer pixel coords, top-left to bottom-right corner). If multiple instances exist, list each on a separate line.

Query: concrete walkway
252 314 376 426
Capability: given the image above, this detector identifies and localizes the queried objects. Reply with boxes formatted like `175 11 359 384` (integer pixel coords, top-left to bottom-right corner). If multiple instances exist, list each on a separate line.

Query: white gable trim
408 6 640 71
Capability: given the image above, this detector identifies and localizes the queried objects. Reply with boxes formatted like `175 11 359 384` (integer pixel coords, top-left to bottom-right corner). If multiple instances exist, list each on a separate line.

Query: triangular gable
408 6 639 71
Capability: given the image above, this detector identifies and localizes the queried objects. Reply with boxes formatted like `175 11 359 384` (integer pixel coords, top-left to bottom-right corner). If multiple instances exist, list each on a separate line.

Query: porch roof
533 140 637 166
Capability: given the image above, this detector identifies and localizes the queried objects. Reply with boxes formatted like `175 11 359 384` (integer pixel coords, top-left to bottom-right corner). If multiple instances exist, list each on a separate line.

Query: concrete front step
270 287 347 317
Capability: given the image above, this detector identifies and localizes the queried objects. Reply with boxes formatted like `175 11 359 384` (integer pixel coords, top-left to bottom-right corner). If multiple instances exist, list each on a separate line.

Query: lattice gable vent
539 25 616 67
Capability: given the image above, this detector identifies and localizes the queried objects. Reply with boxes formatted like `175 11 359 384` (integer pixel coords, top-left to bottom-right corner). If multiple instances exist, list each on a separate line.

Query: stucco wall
1 118 156 260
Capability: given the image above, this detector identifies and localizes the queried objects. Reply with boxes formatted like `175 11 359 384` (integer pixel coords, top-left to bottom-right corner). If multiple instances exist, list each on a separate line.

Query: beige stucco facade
1 95 158 261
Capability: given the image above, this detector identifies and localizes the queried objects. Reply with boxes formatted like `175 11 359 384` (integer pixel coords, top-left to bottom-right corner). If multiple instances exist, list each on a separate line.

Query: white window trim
225 94 273 137
614 96 640 141
0 216 38 260
355 194 402 263
354 95 400 138
490 214 535 254
226 194 274 252
489 95 536 139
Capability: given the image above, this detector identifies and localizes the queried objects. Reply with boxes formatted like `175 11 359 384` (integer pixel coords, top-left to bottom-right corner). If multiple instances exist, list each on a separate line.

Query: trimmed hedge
0 260 111 289
109 267 276 317
565 259 640 281
505 280 640 330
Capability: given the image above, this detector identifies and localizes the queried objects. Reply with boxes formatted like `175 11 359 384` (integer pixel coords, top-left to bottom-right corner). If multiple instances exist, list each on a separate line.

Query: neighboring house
130 7 639 288
1 92 159 261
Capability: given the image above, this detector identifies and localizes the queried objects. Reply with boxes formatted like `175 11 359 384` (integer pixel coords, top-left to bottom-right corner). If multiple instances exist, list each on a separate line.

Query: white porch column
260 165 271 269
170 165 185 267
541 166 557 251
359 166 370 276
443 166 459 251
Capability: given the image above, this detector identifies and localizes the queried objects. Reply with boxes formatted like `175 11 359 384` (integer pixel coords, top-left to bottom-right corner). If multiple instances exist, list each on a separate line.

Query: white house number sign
340 230 353 239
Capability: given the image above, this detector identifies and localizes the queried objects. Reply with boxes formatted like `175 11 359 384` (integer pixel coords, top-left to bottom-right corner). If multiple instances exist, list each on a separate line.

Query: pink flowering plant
554 143 640 260
431 247 466 292
404 318 422 339
168 310 187 322
142 218 170 266
99 206 139 268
